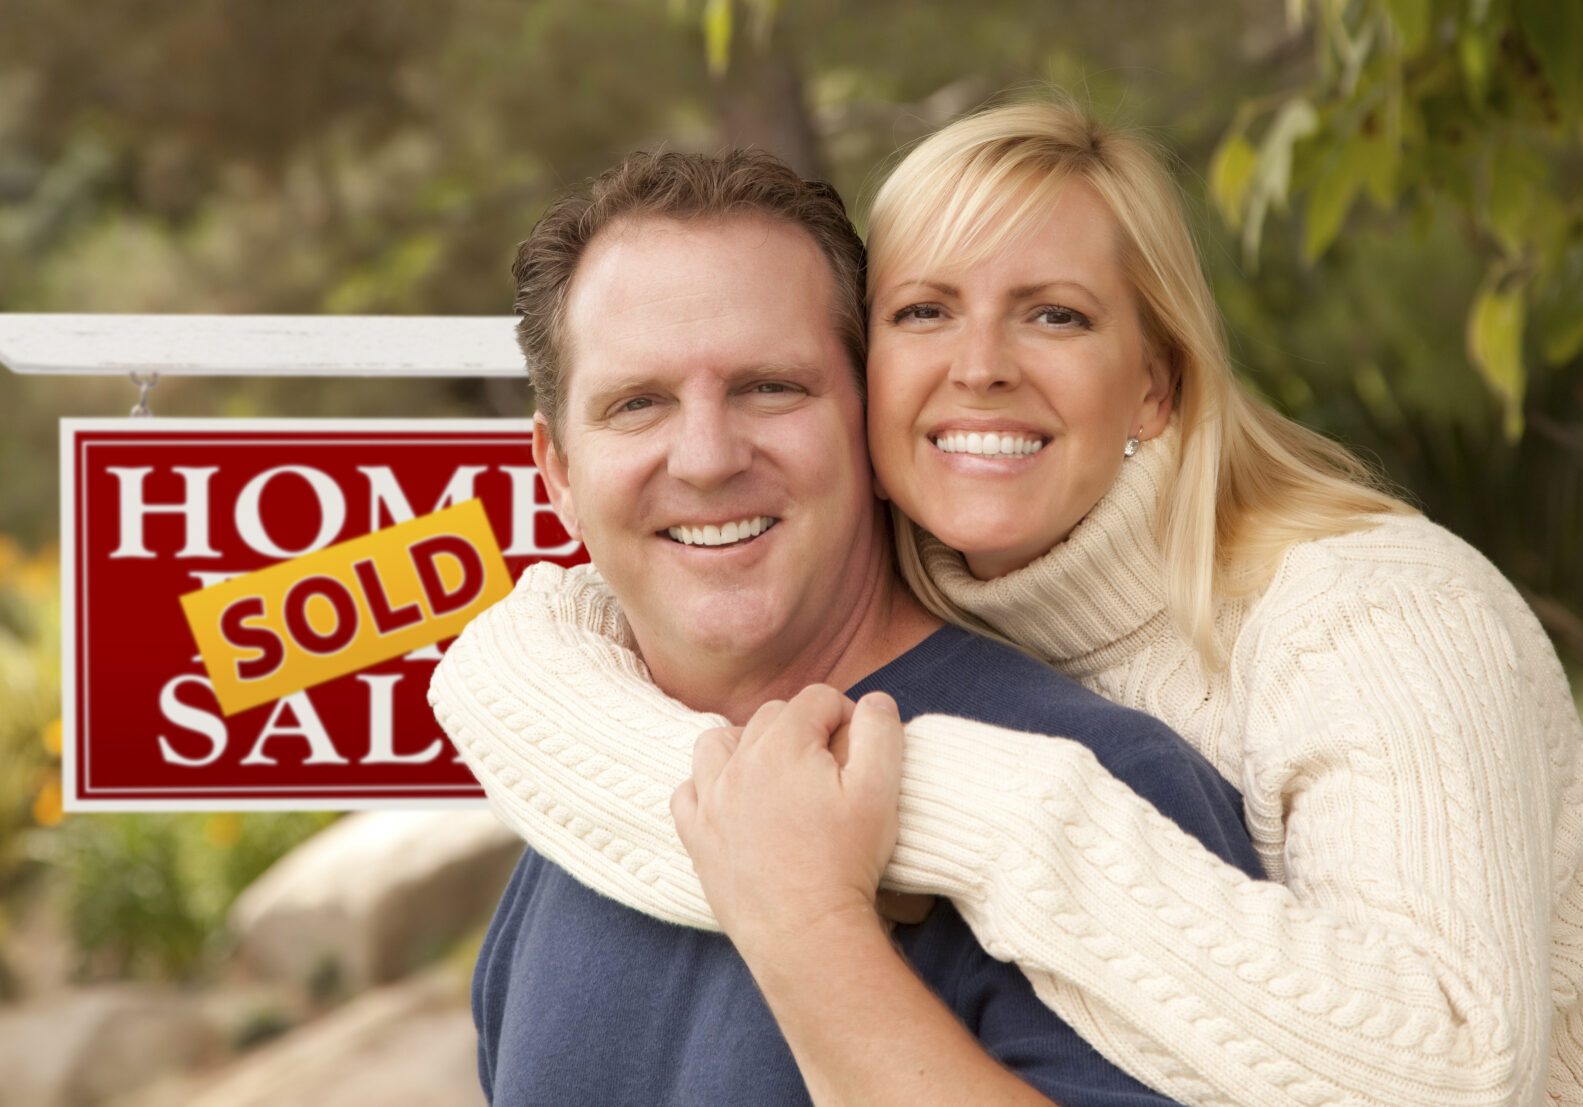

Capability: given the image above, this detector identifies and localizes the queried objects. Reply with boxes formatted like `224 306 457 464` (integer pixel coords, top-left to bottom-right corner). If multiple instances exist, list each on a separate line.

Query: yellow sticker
181 499 511 715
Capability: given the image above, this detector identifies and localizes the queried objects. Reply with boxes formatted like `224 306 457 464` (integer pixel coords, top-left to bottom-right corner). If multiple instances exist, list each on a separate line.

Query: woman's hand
670 686 904 959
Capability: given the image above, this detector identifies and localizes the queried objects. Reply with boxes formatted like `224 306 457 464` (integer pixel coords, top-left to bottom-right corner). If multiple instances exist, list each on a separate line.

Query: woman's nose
947 322 1020 393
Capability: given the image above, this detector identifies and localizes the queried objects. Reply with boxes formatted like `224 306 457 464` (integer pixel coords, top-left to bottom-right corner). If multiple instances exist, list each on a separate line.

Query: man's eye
617 397 653 413
753 382 789 393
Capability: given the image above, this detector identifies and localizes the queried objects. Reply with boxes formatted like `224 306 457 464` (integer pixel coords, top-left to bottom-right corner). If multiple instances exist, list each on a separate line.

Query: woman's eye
891 303 943 324
1035 305 1089 328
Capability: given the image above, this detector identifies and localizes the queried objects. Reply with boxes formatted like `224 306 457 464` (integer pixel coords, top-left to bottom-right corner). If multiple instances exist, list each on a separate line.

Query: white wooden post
0 314 525 377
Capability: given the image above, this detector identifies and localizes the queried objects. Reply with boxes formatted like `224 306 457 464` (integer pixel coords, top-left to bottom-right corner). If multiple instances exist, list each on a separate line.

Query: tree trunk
709 7 824 179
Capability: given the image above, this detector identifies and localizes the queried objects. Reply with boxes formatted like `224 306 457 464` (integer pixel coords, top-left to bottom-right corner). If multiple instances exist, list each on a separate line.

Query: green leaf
1257 99 1319 208
1534 245 1583 366
1487 141 1549 259
1514 0 1583 117
1466 272 1528 439
1359 125 1401 208
1381 0 1431 53
1303 131 1369 261
1457 28 1491 109
1242 99 1319 265
1209 133 1257 228
704 0 732 76
1541 303 1583 368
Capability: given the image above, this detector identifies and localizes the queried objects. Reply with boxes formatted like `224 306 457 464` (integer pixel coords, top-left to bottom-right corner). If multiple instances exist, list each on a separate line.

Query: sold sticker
181 499 510 715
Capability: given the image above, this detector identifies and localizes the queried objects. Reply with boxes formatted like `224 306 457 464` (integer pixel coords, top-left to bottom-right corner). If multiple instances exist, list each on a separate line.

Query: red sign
61 419 585 810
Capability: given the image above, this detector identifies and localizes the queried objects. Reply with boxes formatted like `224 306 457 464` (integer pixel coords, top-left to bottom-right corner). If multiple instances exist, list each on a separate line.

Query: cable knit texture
428 428 1583 1107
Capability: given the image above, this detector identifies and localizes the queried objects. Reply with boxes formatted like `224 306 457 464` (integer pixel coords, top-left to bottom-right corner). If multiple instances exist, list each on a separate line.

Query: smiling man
456 149 1261 1107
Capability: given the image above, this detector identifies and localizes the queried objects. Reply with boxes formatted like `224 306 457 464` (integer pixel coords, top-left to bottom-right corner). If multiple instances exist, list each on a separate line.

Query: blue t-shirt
474 625 1262 1106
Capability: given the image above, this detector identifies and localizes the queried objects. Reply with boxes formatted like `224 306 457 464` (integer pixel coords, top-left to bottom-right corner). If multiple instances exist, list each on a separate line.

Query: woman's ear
531 412 582 540
1135 346 1180 440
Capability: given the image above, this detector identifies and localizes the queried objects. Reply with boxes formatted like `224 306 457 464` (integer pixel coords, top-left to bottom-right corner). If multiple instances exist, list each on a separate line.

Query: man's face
534 215 881 687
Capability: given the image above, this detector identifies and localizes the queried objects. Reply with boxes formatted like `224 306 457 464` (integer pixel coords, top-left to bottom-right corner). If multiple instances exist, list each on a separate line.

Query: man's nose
948 321 1021 393
667 405 753 487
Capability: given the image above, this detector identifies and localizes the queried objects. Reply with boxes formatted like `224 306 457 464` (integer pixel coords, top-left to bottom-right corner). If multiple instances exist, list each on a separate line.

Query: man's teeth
933 432 1046 458
666 516 775 547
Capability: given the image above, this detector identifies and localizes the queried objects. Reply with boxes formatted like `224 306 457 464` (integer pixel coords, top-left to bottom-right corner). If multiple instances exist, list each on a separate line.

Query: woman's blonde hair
868 96 1411 666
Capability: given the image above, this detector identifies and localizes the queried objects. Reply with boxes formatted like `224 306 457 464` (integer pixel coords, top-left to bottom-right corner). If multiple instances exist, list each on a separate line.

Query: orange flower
33 775 64 828
42 718 63 757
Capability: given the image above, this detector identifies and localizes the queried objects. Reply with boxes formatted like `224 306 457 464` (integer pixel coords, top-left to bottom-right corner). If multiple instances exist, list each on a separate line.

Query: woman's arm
430 560 1581 1107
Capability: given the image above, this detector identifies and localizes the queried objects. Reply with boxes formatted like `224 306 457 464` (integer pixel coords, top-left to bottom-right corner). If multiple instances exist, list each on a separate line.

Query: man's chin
632 593 795 666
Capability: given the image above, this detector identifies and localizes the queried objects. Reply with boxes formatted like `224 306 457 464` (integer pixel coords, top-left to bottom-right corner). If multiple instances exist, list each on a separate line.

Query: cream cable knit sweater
428 434 1583 1107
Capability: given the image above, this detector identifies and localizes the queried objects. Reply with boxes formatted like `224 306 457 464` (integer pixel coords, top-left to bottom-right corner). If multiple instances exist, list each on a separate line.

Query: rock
109 965 484 1107
0 985 220 1107
228 810 521 994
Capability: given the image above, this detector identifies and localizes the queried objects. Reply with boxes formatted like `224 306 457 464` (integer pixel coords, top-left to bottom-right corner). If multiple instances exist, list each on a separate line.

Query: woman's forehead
871 173 1126 290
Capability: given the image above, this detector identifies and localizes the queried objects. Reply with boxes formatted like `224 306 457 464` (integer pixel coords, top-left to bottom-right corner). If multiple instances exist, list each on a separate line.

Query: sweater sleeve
429 560 1581 1107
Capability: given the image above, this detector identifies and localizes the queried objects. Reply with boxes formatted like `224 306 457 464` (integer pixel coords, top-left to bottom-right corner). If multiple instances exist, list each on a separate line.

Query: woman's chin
917 523 1045 580
906 506 1068 581
960 546 1044 581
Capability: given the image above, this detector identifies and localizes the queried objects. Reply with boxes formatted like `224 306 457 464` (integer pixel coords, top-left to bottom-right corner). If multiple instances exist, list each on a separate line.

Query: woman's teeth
933 432 1046 458
667 516 775 547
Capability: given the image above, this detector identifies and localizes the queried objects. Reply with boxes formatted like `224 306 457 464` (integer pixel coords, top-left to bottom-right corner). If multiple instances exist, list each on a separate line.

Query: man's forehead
574 212 824 292
561 214 854 391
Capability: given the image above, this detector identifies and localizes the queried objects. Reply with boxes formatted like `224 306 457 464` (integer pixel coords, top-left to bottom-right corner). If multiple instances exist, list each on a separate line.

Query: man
450 149 1262 1105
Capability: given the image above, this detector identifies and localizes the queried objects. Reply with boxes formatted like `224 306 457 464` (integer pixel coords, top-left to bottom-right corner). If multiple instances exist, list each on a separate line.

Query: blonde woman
431 99 1583 1106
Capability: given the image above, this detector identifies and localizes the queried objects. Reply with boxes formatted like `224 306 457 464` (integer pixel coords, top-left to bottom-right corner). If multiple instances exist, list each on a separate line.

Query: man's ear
532 412 581 540
1134 346 1180 440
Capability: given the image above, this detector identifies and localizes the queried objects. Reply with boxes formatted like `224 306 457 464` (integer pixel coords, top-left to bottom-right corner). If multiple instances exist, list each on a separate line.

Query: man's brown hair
512 148 867 445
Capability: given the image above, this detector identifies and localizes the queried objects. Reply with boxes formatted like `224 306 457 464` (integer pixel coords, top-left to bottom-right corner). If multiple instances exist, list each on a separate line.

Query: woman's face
867 178 1175 579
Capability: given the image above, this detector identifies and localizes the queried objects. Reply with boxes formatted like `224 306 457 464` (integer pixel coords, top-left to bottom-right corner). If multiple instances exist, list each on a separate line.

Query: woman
430 99 1583 1105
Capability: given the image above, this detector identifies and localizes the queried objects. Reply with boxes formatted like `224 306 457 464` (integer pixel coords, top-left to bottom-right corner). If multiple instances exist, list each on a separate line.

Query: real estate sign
61 419 585 810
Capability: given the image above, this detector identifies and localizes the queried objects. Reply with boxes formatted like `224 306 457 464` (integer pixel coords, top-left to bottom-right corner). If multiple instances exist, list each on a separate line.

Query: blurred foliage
44 810 338 981
0 536 335 983
1211 0 1583 438
0 538 59 990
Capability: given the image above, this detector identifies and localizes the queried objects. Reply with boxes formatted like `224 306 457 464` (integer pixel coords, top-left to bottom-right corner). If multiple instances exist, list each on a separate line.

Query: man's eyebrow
733 361 822 381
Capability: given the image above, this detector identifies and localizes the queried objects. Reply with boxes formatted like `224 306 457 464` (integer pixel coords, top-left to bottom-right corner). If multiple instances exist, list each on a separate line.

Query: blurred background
0 1 1579 1104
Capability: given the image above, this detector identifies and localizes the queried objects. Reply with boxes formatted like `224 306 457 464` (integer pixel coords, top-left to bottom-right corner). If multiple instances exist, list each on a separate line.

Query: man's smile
665 516 778 547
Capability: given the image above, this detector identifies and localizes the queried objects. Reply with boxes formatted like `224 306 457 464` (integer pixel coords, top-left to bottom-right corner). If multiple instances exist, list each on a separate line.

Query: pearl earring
1123 436 1140 458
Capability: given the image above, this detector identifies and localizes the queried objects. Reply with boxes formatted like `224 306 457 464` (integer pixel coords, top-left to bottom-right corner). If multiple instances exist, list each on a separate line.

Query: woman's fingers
673 724 741 829
691 724 742 787
843 691 902 801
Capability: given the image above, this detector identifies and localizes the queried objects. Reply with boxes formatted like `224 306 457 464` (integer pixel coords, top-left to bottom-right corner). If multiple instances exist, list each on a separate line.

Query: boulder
0 985 219 1107
111 966 484 1107
229 810 521 993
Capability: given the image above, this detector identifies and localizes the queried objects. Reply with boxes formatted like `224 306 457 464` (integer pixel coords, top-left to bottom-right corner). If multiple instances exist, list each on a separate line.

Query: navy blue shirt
474 625 1262 1106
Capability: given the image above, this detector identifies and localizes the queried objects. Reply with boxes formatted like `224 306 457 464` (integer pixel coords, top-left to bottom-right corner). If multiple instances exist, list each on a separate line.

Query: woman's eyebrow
1007 279 1101 302
889 277 1103 302
882 278 959 298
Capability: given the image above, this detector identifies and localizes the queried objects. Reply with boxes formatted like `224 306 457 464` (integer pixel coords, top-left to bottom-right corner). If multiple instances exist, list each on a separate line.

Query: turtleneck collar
915 423 1178 666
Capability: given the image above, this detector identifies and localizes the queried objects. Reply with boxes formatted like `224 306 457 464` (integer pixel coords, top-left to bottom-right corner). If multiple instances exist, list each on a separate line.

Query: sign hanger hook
129 371 159 417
